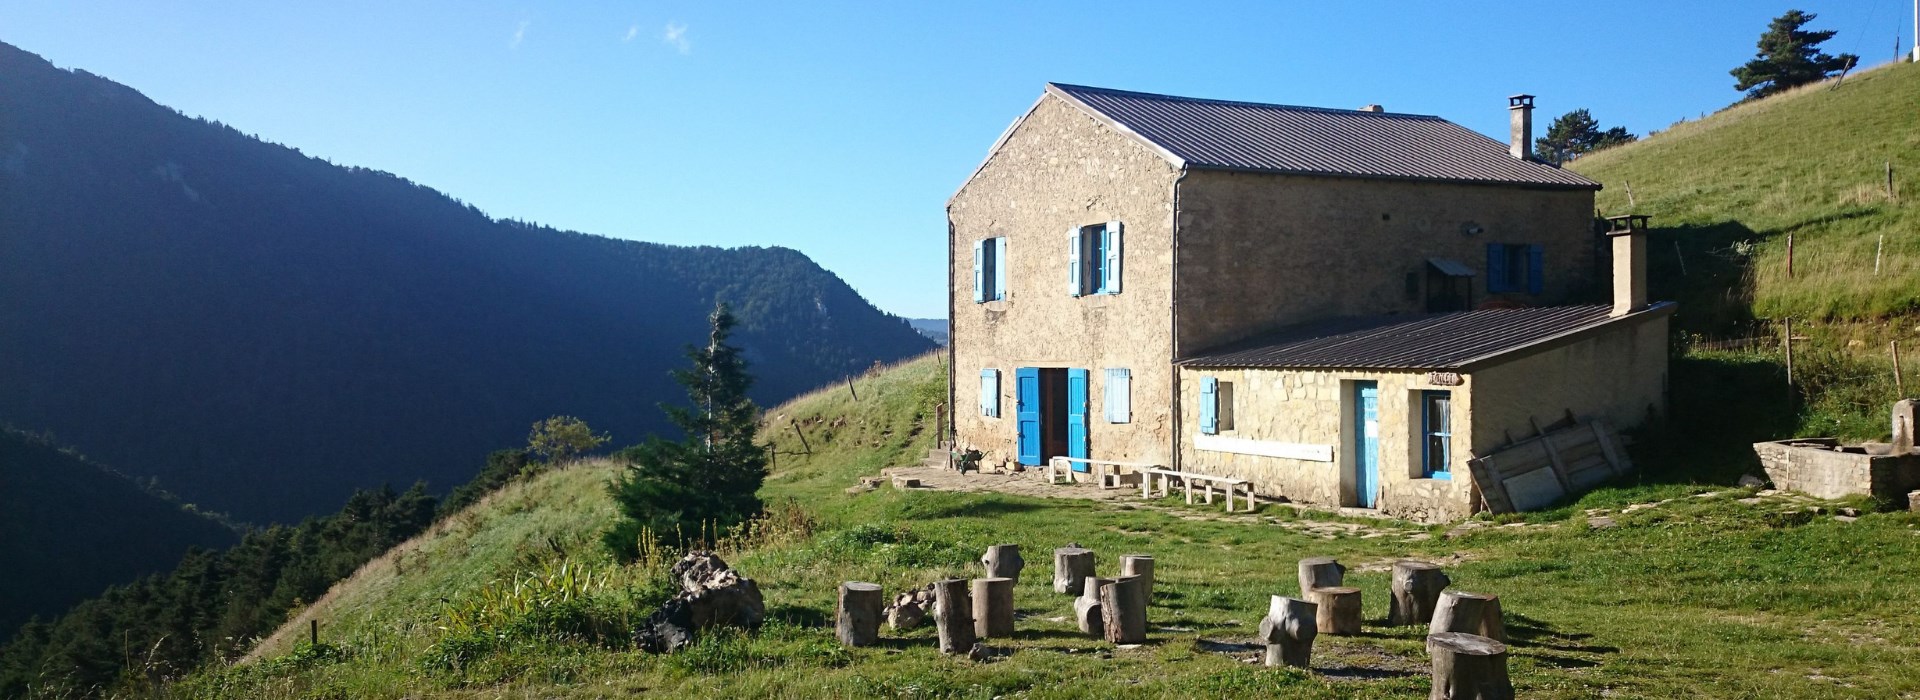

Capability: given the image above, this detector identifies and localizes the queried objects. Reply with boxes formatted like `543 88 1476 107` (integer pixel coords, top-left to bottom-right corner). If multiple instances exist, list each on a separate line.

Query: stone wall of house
1467 313 1670 459
948 94 1180 468
1173 366 1474 522
1172 169 1600 355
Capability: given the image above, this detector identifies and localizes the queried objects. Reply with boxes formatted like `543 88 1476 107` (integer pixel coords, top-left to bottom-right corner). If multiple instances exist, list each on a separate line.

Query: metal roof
1046 83 1601 190
1178 303 1675 371
1427 258 1476 277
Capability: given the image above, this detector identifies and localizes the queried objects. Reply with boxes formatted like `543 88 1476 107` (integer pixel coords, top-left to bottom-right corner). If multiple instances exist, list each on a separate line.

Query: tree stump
932 578 975 655
1074 576 1114 637
981 544 1024 582
1256 595 1317 668
1120 554 1155 601
1308 585 1362 635
1428 590 1497 648
971 577 1015 638
1099 576 1148 644
835 581 883 647
1052 547 1096 594
1427 632 1513 700
1479 596 1506 642
1297 556 1345 597
1389 560 1451 626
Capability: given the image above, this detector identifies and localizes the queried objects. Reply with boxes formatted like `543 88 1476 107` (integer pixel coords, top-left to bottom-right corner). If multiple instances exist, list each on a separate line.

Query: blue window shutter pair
973 240 986 303
1485 242 1507 293
1199 377 1218 435
1103 368 1131 423
994 237 1009 300
979 369 1000 417
1526 244 1544 295
1103 221 1123 294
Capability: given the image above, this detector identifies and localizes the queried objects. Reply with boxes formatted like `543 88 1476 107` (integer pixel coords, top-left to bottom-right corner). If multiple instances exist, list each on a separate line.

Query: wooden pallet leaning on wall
1467 420 1632 514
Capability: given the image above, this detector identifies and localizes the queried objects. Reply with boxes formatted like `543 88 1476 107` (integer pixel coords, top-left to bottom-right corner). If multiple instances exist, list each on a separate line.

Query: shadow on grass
1505 612 1619 658
765 604 831 629
888 494 1051 520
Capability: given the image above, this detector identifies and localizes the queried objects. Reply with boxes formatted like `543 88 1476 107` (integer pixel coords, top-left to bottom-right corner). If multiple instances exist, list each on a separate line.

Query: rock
885 583 938 631
1834 515 1859 523
634 552 766 653
1839 507 1861 517
1738 474 1768 489
1587 516 1617 529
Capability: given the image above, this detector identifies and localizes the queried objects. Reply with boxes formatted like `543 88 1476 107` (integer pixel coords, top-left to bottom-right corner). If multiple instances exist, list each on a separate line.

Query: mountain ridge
0 42 934 522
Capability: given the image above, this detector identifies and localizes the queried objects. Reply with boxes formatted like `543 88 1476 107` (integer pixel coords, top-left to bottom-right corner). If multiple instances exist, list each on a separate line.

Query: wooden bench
1140 467 1254 513
1046 456 1156 488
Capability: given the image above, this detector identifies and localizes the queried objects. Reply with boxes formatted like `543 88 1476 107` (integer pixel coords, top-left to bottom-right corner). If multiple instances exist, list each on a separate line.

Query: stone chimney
1508 94 1534 160
1358 104 1384 113
1605 215 1650 317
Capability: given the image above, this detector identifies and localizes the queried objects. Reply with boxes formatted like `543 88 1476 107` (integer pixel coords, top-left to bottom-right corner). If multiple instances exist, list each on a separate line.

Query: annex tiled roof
1178 303 1674 371
1046 83 1601 190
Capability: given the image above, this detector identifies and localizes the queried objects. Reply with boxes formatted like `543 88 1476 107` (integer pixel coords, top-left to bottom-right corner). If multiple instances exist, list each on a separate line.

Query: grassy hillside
185 354 1920 699
1573 60 1920 327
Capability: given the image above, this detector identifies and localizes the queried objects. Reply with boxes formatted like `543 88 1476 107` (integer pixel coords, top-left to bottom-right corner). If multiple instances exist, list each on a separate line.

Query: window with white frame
1067 221 1123 297
973 237 1007 303
1199 377 1235 434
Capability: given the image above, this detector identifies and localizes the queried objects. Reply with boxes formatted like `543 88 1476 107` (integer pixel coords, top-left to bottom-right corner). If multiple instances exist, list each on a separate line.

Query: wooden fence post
1895 341 1907 396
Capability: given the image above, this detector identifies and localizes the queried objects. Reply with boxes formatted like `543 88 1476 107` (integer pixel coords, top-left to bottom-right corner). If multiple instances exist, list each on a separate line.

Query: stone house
946 83 1671 521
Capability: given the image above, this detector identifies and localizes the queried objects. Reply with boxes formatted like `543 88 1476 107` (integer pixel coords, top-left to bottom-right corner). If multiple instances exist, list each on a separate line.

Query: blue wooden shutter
1067 227 1083 297
979 369 999 417
1015 368 1041 465
1104 368 1131 423
1104 221 1123 295
972 240 986 303
1199 377 1218 435
1526 244 1544 295
993 237 1009 300
1067 369 1090 462
1485 243 1508 293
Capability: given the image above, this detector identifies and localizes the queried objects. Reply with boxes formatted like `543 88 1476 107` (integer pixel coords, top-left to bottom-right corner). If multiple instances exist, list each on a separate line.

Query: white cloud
663 22 690 54
510 20 529 49
623 24 640 42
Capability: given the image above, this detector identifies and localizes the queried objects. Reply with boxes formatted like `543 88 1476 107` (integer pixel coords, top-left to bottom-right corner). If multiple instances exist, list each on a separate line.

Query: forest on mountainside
0 42 933 523
0 428 238 638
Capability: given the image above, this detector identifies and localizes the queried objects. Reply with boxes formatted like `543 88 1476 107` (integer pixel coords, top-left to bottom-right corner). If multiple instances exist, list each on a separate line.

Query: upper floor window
1485 242 1542 294
973 237 1007 303
1068 221 1123 297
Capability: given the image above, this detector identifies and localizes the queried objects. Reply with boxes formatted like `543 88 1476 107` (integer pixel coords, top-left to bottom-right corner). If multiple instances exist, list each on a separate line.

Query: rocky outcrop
633 552 765 653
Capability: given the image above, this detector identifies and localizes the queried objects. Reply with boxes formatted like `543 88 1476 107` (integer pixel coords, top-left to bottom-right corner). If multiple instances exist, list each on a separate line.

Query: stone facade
948 94 1180 467
1174 367 1474 522
1173 169 1600 354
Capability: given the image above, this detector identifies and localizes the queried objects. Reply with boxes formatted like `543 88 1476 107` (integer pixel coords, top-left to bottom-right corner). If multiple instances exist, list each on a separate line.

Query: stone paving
875 464 1430 542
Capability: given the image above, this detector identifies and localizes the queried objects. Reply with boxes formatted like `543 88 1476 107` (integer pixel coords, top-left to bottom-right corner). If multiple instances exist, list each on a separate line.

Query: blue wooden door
1067 369 1090 470
1355 381 1380 508
1015 368 1041 465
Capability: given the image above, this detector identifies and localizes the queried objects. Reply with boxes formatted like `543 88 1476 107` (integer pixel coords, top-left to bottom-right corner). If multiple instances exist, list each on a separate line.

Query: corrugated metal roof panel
1178 304 1670 371
1048 83 1601 190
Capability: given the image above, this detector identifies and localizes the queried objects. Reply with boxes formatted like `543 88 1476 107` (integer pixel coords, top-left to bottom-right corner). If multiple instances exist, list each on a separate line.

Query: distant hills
908 318 949 345
0 42 934 523
0 428 237 636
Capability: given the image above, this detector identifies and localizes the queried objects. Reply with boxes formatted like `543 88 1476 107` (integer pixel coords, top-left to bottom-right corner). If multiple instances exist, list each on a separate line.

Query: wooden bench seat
1140 467 1253 513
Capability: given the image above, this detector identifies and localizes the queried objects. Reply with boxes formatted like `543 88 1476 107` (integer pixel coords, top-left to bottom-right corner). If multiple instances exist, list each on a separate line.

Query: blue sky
1 1 1909 318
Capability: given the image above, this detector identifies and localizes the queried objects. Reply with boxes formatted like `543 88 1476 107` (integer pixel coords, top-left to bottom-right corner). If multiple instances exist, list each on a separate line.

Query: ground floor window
1422 390 1452 479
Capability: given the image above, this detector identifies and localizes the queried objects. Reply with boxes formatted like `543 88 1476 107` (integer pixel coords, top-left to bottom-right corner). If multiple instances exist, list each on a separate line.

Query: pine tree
1534 109 1636 165
605 303 768 557
1730 9 1858 100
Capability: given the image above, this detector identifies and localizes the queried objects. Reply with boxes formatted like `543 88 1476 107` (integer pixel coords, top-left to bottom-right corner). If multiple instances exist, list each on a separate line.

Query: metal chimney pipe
1508 94 1534 160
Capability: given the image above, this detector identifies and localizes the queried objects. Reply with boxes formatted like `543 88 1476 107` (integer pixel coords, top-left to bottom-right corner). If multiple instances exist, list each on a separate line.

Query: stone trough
1752 400 1920 504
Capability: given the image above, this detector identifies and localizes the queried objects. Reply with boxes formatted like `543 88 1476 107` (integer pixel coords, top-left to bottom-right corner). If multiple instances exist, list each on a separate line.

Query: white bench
1140 467 1254 513
1046 456 1156 488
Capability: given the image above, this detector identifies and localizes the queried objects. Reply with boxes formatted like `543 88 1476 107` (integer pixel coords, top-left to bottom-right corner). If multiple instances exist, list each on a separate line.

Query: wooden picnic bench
1046 456 1155 488
1140 467 1254 513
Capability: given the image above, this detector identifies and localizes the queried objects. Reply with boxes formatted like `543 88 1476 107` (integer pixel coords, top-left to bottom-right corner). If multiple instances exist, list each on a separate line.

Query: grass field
1573 60 1920 325
183 354 1920 699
